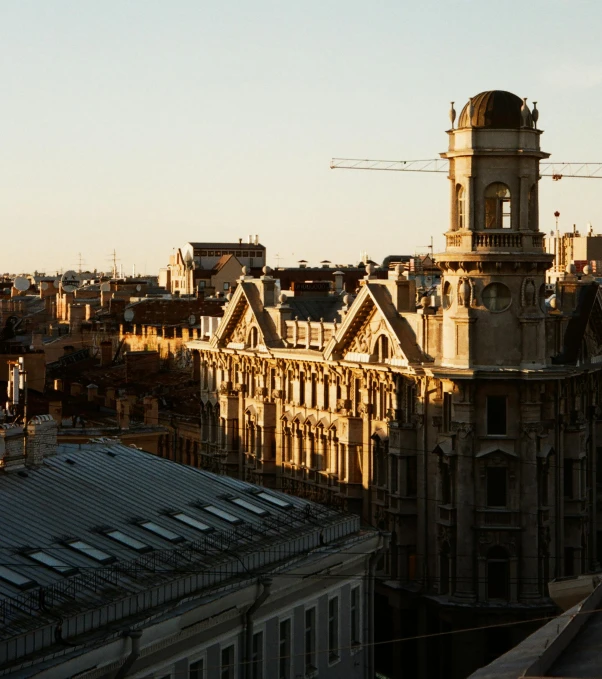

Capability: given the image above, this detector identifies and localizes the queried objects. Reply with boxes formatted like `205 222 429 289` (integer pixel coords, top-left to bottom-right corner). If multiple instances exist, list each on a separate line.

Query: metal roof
0 443 357 654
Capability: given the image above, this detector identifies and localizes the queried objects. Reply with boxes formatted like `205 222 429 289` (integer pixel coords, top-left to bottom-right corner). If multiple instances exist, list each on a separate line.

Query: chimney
248 234 253 244
0 424 25 472
259 267 276 307
254 234 259 245
105 387 116 408
333 271 344 294
26 415 58 466
100 340 113 367
87 383 98 402
143 396 159 425
116 397 130 430
49 400 63 424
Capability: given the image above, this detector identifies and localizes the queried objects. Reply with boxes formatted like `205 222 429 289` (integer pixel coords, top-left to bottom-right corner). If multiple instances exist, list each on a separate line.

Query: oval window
482 282 512 312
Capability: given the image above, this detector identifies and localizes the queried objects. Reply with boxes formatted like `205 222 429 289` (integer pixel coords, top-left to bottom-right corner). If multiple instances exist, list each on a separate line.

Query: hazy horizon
3 0 602 275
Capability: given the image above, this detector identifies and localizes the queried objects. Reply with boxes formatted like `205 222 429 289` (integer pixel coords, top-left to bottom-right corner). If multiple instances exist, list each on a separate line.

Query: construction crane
330 158 602 181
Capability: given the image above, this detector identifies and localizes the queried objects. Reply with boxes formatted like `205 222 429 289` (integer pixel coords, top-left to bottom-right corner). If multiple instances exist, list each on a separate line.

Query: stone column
451 425 476 602
519 175 530 231
519 423 541 601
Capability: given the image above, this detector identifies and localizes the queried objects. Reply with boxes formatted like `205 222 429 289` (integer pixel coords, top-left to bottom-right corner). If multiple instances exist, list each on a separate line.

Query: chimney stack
116 397 130 430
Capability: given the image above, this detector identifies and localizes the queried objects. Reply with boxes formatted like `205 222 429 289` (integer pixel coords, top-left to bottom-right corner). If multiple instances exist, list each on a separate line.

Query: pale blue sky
2 0 602 274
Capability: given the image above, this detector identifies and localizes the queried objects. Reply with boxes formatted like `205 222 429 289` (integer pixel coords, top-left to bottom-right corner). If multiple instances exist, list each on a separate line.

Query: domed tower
436 90 554 369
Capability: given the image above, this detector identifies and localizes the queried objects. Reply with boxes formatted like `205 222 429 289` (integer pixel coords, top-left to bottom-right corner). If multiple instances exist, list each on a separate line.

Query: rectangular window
189 659 204 679
221 645 235 679
251 631 263 679
67 540 113 563
486 467 507 507
230 497 268 516
172 512 212 532
406 456 417 496
324 374 330 409
565 547 575 576
305 607 316 674
223 282 230 291
105 530 150 552
279 619 291 679
139 522 183 542
0 565 36 589
256 491 292 509
28 551 76 574
243 251 249 257
350 586 361 645
564 459 574 499
202 505 241 524
328 597 339 662
311 373 317 408
299 371 305 405
486 396 507 435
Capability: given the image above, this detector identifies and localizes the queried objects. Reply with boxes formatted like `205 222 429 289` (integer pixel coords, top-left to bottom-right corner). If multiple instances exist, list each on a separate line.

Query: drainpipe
114 629 143 679
243 578 272 679
422 377 430 587
366 533 390 679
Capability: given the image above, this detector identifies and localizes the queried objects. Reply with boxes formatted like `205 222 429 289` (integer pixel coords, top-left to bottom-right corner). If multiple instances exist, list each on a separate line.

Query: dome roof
458 90 530 129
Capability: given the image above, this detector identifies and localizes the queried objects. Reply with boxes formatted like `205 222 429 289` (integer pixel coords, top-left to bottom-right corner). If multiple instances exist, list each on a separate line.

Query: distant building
161 237 266 295
545 223 602 282
0 420 383 678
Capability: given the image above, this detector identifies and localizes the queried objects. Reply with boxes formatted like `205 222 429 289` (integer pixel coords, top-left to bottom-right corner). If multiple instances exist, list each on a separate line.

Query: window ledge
328 653 340 666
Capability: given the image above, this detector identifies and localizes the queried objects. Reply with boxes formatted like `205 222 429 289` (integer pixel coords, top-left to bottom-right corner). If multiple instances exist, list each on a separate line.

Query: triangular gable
211 281 282 350
323 283 422 365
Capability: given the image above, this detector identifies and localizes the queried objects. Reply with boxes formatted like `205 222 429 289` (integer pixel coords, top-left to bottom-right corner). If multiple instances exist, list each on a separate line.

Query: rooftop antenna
108 250 119 279
77 252 84 274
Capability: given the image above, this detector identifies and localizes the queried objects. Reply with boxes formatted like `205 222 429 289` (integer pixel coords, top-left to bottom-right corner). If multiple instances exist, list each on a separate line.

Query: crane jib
329 158 602 179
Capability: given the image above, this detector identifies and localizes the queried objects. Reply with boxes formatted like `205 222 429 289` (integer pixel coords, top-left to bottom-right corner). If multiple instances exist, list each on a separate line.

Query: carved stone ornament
231 323 246 343
521 422 544 439
256 386 268 397
521 277 536 308
451 421 474 439
271 389 283 400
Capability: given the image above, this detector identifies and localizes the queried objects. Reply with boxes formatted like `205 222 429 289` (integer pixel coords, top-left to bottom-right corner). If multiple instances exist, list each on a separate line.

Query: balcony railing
445 231 545 251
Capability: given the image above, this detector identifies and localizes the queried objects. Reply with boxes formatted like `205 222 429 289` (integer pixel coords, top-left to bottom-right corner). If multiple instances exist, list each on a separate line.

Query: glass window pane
202 506 240 523
105 530 149 551
231 498 268 516
173 513 211 532
29 551 74 573
68 540 113 562
256 492 291 509
0 565 35 587
140 521 182 542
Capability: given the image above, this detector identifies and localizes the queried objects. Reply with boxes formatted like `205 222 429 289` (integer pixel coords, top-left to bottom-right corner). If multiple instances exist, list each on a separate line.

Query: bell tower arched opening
484 183 512 229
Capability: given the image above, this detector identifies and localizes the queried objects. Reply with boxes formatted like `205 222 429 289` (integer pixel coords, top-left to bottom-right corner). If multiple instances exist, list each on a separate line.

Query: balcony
444 231 545 252
476 509 521 529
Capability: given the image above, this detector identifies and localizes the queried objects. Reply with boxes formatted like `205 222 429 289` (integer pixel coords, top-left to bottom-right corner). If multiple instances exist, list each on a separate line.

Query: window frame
350 585 362 650
328 595 340 664
486 395 507 436
304 605 317 675
484 182 512 230
220 643 236 679
278 616 293 679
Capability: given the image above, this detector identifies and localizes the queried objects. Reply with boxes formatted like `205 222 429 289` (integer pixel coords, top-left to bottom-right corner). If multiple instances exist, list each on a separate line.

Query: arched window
456 184 466 230
487 546 510 600
484 183 512 229
375 334 391 363
248 326 259 349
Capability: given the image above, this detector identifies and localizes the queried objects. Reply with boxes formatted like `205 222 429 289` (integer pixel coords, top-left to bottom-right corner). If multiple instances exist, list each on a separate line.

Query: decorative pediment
323 283 422 365
211 282 281 350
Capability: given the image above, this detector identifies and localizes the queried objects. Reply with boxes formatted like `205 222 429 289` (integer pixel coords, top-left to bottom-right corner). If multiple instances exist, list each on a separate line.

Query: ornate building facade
187 90 602 678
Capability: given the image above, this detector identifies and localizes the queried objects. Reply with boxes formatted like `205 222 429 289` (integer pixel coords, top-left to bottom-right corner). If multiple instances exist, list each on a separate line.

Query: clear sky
2 0 602 275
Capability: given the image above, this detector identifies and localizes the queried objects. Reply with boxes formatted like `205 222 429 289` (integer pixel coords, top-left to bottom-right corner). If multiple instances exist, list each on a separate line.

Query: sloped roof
0 443 357 646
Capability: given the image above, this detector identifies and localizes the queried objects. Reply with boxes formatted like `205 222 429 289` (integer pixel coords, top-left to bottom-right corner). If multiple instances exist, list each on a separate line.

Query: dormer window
248 327 258 348
484 183 511 229
456 185 465 230
375 335 390 362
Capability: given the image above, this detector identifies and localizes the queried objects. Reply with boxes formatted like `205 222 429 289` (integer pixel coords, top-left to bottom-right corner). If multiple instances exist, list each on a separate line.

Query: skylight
202 506 241 524
67 540 114 563
28 551 75 574
230 497 268 516
105 530 150 552
172 512 211 532
256 492 292 509
140 521 183 542
0 565 36 589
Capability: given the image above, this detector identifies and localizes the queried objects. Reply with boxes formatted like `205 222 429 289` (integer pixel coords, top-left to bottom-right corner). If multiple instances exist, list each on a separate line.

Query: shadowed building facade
187 91 602 678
